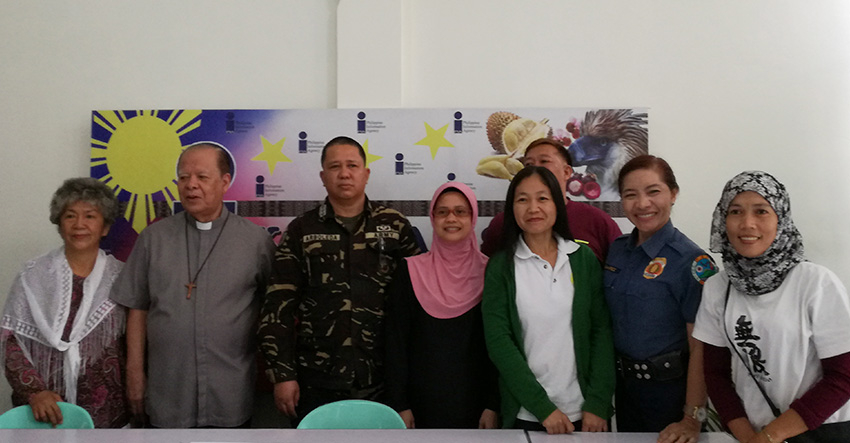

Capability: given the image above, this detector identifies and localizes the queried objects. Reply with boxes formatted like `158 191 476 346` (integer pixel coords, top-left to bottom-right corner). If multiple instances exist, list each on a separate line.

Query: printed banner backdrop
90 108 648 260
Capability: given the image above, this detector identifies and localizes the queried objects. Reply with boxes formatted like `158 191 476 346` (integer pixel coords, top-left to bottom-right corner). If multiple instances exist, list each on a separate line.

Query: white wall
392 0 850 278
2 0 848 414
0 0 338 412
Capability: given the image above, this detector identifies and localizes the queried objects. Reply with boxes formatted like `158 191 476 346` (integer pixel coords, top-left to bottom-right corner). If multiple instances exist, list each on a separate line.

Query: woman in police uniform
604 155 716 442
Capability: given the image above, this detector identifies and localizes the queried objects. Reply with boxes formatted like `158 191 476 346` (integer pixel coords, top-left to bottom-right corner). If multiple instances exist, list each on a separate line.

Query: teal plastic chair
297 399 406 429
0 402 94 429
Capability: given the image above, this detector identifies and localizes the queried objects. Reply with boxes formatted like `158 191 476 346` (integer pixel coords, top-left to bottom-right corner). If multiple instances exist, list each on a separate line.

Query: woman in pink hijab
385 182 498 429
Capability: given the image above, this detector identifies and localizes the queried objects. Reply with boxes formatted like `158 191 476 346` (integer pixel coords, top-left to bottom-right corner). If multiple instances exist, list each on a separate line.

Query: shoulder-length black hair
501 166 573 255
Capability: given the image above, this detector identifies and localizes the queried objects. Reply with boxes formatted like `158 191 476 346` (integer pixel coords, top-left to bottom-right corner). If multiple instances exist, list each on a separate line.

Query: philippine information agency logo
395 153 404 175
299 131 308 153
357 111 366 133
226 112 235 133
454 111 463 133
256 175 265 197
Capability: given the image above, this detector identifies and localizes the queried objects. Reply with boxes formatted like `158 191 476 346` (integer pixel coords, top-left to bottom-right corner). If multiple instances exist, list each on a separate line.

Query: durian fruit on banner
476 111 552 180
476 154 524 180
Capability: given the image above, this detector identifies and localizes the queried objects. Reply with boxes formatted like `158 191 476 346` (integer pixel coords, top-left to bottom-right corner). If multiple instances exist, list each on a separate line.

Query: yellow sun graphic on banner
90 110 202 234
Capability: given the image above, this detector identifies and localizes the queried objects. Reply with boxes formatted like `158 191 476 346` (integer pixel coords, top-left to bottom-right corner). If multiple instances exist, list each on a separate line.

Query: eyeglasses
433 207 471 218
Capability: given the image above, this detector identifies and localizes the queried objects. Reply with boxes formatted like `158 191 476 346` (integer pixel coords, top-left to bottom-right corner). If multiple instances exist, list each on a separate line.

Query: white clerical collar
195 220 213 231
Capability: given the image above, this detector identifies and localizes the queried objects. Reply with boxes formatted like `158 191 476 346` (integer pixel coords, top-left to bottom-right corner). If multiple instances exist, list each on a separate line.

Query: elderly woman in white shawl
1 177 128 428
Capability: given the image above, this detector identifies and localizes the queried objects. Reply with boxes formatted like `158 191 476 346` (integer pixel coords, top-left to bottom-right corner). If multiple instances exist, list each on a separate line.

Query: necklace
184 211 230 300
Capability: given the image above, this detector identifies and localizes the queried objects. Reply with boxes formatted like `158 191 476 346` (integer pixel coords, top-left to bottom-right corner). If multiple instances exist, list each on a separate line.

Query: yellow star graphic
415 122 454 159
251 135 292 175
363 139 383 168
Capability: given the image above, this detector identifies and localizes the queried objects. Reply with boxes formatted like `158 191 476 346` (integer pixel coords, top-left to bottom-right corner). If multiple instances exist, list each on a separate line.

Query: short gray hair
49 177 119 226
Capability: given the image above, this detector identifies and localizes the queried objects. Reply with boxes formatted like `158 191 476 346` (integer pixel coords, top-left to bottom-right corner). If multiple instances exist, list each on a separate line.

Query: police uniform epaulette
611 234 631 248
662 228 700 256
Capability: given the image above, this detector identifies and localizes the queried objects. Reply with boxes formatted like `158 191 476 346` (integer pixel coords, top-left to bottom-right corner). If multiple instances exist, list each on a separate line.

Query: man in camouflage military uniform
259 136 420 423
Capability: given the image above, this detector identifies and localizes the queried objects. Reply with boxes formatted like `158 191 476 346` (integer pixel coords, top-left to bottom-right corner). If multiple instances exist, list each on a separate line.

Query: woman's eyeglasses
433 207 470 218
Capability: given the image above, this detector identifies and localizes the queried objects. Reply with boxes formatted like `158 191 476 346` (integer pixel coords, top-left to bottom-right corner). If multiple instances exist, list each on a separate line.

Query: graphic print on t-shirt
734 315 771 382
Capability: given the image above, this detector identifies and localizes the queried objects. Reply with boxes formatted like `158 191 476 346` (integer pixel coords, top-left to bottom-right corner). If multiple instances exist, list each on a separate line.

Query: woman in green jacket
482 166 615 434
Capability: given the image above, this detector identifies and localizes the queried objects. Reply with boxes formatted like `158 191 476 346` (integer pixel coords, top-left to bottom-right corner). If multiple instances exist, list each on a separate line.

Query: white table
0 429 738 443
0 428 525 443
527 431 736 443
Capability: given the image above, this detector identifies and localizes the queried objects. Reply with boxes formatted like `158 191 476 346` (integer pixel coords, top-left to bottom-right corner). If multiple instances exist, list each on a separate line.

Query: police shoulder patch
691 254 717 285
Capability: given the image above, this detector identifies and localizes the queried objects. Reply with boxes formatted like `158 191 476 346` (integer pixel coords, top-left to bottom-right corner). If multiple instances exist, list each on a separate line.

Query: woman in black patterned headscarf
693 171 850 443
708 171 805 296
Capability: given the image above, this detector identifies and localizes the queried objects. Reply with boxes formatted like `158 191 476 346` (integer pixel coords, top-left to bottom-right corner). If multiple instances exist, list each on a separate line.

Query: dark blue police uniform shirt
604 220 716 361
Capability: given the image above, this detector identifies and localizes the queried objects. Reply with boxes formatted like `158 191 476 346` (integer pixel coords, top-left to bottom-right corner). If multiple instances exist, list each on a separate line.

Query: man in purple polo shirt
481 138 622 262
